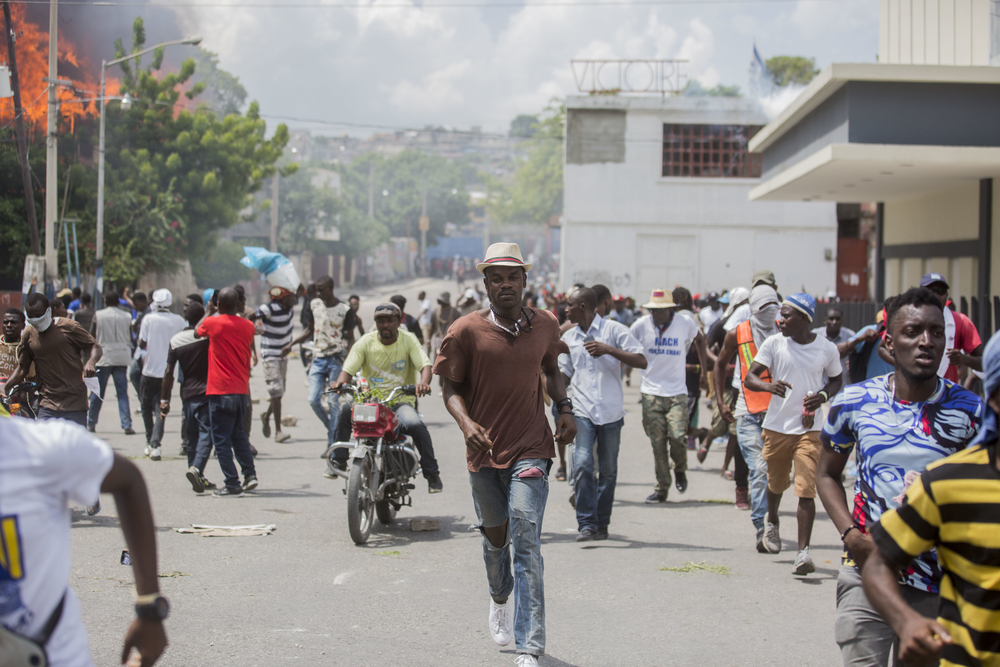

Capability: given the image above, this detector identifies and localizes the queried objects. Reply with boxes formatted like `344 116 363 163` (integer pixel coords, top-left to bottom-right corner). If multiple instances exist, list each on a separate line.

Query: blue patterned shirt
821 374 983 592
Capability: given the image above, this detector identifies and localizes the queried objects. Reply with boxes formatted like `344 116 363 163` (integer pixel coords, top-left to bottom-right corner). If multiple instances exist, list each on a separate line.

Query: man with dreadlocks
434 242 575 667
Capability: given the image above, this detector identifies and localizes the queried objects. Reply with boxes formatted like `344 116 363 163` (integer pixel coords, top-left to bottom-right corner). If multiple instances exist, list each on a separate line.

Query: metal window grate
661 124 763 178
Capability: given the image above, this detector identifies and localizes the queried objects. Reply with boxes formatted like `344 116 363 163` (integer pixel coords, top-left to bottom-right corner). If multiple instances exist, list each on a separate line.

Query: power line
8 0 866 8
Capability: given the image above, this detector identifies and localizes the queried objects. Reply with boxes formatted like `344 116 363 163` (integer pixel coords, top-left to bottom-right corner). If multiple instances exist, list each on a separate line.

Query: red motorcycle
329 383 420 545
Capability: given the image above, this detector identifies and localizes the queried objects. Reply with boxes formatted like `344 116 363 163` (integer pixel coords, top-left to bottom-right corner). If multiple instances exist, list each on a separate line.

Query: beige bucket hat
476 242 533 273
642 288 678 309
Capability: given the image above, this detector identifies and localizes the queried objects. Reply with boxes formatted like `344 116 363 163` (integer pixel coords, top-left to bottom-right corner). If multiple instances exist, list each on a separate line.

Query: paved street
73 277 844 667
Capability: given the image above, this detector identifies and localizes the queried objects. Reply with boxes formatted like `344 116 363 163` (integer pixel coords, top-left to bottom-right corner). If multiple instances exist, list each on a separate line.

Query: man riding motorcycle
330 302 443 493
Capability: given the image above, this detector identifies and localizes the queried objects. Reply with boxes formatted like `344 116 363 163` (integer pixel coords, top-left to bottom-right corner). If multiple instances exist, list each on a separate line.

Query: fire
0 4 105 131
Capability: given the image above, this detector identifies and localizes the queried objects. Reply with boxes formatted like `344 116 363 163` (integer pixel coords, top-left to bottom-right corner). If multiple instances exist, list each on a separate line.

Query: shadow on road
348 514 473 547
543 530 730 552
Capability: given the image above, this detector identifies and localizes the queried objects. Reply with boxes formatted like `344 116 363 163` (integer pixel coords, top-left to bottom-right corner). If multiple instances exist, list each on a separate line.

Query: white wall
561 104 837 298
879 0 993 66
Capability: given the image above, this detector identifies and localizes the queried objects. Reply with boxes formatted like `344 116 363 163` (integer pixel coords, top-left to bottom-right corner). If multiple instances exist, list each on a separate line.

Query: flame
0 4 104 130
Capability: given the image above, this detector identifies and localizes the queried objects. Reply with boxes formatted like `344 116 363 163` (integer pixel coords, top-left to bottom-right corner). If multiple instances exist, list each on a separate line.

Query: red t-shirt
196 314 255 395
945 311 982 382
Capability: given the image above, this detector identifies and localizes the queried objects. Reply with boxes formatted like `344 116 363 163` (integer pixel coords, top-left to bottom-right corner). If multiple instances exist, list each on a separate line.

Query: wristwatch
135 595 170 621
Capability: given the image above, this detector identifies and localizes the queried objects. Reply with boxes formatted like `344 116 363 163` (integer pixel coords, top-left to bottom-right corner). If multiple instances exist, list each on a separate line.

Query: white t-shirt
630 313 700 398
699 306 723 330
753 333 843 434
418 298 432 326
724 303 751 332
0 417 114 667
139 310 187 378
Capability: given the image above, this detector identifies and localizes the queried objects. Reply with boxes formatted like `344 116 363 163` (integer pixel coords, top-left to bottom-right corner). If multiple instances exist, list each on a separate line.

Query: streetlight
95 36 201 307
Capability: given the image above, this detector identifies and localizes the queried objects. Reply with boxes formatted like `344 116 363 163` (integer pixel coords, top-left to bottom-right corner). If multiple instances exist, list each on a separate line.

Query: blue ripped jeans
736 413 769 530
468 457 550 657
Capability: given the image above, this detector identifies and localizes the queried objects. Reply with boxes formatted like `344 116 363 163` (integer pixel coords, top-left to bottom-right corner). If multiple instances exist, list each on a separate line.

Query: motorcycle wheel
347 454 375 545
375 499 397 525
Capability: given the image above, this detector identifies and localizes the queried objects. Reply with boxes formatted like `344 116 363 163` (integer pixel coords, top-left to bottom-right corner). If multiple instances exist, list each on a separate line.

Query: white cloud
171 1 878 135
389 59 473 111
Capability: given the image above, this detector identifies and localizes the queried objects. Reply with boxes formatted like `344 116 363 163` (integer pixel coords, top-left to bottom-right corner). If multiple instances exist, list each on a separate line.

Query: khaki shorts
761 429 821 498
263 357 288 399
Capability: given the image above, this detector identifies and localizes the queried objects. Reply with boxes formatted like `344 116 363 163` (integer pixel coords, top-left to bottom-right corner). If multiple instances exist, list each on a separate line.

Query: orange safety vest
736 320 772 415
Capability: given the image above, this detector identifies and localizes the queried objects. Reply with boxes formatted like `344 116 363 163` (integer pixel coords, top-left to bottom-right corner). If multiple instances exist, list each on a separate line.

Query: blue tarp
426 237 484 260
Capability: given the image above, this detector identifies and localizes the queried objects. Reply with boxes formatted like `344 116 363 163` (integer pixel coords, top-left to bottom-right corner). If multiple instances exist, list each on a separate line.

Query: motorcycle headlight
352 404 378 423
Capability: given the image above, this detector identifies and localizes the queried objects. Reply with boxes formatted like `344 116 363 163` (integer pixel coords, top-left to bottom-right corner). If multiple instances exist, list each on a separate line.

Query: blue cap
718 293 731 304
784 293 816 322
202 288 214 305
919 272 949 288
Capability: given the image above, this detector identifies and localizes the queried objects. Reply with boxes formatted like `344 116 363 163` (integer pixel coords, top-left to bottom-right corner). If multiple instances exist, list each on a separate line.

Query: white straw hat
476 242 532 273
642 288 677 310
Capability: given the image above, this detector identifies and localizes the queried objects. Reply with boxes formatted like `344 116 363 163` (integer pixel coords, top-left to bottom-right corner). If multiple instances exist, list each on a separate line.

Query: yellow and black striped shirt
871 442 1000 667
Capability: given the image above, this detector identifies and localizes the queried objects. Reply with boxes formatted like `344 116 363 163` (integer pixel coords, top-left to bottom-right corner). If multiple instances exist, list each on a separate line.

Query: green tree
94 17 288 262
193 47 249 117
337 150 469 245
683 80 741 97
510 114 539 138
766 56 820 87
489 102 563 226
190 240 253 289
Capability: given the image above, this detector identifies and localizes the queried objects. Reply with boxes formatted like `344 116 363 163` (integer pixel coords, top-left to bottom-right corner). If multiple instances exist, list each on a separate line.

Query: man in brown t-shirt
434 242 575 667
4 293 101 426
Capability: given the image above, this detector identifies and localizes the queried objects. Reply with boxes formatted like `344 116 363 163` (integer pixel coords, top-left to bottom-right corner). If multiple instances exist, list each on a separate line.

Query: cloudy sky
150 0 879 135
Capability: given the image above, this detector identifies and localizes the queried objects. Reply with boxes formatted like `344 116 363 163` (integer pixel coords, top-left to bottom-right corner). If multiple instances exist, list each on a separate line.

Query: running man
630 288 709 502
435 242 575 667
560 287 646 541
743 293 843 575
257 286 297 443
861 331 1000 667
817 287 983 666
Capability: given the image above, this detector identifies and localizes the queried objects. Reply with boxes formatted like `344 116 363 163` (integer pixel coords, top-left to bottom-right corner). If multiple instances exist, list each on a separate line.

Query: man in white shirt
87 290 135 436
743 293 843 576
699 292 724 330
630 288 709 503
417 290 432 353
560 287 647 541
138 289 186 461
0 415 168 667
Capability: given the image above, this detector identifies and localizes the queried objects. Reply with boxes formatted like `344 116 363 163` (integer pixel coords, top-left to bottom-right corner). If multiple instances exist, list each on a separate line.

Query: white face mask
27 307 53 333
752 304 780 330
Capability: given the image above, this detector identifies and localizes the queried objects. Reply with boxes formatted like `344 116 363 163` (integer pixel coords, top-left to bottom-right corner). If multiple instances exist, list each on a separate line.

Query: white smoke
756 85 807 120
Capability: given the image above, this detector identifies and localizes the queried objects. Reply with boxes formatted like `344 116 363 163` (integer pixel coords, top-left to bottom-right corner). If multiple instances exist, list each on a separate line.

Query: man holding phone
559 287 646 542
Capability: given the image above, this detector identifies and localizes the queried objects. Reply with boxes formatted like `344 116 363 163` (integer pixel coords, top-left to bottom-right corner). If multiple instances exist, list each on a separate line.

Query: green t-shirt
342 330 430 405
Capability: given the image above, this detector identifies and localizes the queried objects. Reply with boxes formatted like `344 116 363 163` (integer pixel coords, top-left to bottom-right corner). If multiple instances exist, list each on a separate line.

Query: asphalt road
72 277 845 667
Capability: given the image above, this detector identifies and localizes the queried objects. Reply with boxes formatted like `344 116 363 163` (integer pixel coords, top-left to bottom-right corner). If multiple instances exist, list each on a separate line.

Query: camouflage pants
641 393 689 495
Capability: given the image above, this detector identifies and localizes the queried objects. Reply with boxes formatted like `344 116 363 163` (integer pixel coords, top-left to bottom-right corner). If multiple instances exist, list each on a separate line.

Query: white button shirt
558 315 644 426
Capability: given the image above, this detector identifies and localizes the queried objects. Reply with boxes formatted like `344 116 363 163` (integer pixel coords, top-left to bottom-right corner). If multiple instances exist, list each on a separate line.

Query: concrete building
560 94 837 301
749 0 1000 332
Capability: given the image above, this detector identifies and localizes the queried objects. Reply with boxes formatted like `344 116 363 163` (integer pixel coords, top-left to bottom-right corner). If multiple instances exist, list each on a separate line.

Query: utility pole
419 170 428 276
269 172 279 252
43 0 57 286
3 1 40 256
367 161 374 217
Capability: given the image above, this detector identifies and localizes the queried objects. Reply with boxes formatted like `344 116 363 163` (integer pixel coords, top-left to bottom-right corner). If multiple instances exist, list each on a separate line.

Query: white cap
151 289 173 309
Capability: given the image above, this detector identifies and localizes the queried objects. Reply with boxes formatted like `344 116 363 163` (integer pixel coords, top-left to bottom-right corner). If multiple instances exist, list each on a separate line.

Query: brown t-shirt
20 318 96 412
433 308 567 472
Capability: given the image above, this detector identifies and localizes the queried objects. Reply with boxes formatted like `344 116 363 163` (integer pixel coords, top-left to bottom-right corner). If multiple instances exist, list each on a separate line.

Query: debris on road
175 524 277 537
410 518 439 532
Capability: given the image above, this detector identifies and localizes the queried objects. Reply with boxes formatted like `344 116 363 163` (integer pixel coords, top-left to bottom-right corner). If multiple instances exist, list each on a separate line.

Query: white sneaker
489 598 513 647
144 445 150 457
793 547 816 576
514 655 538 667
149 447 161 461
